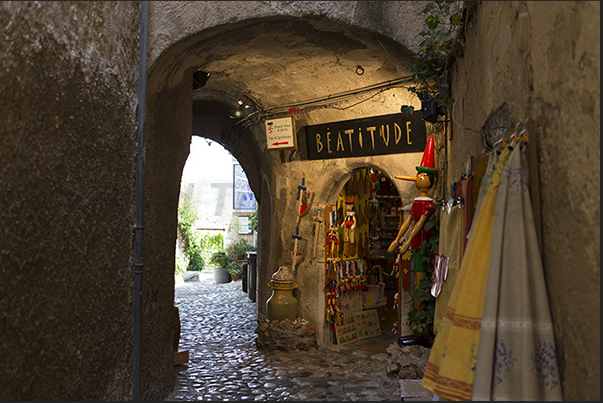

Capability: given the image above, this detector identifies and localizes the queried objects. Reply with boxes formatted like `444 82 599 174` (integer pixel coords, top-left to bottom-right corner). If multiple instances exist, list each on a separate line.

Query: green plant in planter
228 238 255 261
407 277 437 344
400 1 464 118
406 211 439 344
225 260 243 276
209 250 232 268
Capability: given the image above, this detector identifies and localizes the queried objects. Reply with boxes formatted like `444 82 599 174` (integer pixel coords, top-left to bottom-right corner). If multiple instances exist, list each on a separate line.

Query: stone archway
141 6 427 398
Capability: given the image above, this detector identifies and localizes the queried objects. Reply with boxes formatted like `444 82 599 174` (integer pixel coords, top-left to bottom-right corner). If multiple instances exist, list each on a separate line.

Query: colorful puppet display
387 136 437 286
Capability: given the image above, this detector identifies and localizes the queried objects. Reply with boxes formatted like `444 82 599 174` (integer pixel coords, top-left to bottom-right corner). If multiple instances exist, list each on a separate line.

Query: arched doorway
175 136 258 284
323 167 412 351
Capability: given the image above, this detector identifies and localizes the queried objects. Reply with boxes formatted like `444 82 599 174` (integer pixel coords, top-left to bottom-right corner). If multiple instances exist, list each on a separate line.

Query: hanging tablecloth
472 144 563 400
422 147 511 400
433 202 464 333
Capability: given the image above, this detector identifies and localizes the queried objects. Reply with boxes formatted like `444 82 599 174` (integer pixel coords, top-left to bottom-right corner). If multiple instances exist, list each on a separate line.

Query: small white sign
238 216 252 234
265 116 297 150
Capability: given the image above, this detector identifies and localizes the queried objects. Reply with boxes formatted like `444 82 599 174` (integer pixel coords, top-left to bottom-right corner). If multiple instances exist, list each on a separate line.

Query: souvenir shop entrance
323 167 409 348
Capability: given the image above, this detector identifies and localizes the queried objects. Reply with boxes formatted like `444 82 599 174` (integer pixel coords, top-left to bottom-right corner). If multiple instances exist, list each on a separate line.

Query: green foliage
175 256 185 276
249 211 258 232
420 212 440 271
187 249 205 271
209 250 232 268
407 277 436 342
177 188 205 271
400 1 464 115
199 233 223 260
407 210 440 343
225 260 243 276
228 238 255 261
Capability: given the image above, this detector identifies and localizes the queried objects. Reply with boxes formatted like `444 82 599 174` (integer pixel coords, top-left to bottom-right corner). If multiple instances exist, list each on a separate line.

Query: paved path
167 271 401 401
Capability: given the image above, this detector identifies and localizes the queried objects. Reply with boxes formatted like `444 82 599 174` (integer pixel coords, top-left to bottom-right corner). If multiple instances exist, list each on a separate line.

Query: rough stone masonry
255 315 317 351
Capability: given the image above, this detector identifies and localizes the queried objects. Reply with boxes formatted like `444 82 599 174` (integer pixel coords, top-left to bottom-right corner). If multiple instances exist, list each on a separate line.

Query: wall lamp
193 70 211 90
418 91 447 123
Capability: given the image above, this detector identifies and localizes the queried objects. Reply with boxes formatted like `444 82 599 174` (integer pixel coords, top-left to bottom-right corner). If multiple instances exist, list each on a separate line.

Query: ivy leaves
408 277 436 341
401 1 464 117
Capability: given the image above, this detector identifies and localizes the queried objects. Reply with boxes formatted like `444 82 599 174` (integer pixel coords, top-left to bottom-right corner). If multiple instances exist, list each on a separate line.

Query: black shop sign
304 112 427 160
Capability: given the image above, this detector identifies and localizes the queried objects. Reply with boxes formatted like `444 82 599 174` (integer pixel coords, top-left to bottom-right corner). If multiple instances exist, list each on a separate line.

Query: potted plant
209 250 232 284
228 238 255 264
227 239 256 286
226 260 244 281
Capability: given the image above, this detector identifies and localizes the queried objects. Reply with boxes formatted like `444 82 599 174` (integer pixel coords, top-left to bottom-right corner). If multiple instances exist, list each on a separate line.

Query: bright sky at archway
181 136 235 185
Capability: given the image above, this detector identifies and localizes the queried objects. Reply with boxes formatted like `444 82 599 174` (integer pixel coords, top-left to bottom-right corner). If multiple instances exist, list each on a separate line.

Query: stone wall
255 315 317 351
0 2 140 400
447 2 600 400
386 343 431 380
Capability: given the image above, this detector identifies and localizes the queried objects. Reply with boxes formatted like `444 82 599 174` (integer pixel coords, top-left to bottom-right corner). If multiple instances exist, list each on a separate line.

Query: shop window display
324 168 406 345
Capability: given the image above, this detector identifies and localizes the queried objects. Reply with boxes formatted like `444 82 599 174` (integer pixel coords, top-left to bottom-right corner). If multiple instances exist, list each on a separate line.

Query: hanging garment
433 202 464 334
422 147 512 401
470 154 491 229
472 145 563 400
465 150 499 245
460 176 474 257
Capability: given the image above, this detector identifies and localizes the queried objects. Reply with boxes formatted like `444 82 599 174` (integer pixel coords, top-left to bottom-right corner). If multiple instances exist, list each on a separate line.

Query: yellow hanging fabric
422 147 512 400
433 202 464 333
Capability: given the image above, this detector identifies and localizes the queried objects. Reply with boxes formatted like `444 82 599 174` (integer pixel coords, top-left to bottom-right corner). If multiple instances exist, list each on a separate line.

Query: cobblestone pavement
166 271 401 401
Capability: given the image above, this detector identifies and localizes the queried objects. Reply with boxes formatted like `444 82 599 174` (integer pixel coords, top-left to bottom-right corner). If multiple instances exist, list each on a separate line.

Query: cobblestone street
167 271 401 401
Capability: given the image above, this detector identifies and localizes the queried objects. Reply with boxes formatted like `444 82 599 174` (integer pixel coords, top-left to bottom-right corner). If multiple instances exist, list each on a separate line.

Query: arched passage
141 9 427 399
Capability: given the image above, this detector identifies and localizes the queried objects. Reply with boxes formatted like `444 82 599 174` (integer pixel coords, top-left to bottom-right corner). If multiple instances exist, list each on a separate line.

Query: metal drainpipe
133 1 148 400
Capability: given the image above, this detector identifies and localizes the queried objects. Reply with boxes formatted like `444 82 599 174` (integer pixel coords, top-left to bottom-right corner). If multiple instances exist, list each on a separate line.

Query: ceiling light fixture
229 98 254 120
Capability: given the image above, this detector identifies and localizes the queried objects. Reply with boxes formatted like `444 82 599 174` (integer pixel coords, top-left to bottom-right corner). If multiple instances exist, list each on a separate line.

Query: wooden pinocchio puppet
388 136 437 287
340 196 357 257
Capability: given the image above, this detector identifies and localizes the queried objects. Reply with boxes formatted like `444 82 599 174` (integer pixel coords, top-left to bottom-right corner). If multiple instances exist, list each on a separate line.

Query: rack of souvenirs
324 258 368 328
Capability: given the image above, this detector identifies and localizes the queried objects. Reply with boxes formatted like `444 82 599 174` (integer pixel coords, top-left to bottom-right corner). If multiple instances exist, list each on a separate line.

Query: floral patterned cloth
472 144 563 400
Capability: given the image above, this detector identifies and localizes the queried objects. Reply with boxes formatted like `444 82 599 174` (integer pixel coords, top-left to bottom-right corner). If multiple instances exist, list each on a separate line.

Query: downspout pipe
133 1 148 400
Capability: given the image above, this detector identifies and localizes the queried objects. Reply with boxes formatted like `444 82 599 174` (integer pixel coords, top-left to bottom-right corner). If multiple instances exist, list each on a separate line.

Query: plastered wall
0 2 140 400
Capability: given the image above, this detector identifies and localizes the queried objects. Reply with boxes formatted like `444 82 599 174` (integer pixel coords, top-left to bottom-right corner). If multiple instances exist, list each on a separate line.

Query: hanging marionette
388 136 438 288
340 195 357 257
326 209 339 260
